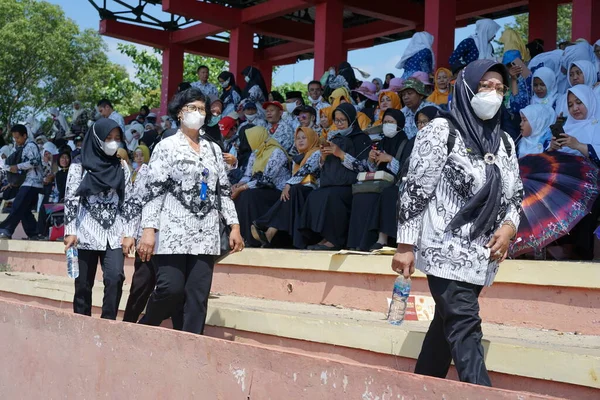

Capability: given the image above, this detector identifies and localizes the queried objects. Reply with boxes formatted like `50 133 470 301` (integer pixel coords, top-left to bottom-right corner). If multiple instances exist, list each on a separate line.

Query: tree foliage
506 4 573 47
0 0 133 128
271 81 309 103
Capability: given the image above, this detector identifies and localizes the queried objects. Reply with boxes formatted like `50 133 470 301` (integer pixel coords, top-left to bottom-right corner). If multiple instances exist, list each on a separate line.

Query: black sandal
251 222 269 247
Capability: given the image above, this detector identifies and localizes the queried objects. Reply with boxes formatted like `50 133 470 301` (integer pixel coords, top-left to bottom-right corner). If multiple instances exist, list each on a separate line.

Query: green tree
271 81 309 103
0 0 136 128
117 44 229 114
506 4 573 47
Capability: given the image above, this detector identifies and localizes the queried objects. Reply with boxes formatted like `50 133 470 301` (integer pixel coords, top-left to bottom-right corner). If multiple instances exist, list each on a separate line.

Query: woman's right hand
549 138 562 151
64 235 77 253
368 149 378 162
281 184 291 202
137 228 156 262
391 244 415 279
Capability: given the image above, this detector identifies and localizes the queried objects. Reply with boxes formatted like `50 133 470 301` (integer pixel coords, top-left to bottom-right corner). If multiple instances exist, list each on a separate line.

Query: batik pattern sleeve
287 151 322 185
508 76 531 114
64 163 83 236
213 143 239 226
119 163 141 238
397 119 450 245
500 138 524 231
246 149 290 190
17 142 40 170
342 153 370 172
141 141 171 231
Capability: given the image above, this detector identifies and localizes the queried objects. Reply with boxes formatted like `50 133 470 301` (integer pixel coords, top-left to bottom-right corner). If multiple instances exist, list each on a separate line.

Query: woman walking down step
64 118 137 320
392 60 523 386
137 88 244 335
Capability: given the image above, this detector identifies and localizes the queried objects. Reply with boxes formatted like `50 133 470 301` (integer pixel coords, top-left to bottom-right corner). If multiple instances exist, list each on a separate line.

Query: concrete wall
0 299 557 400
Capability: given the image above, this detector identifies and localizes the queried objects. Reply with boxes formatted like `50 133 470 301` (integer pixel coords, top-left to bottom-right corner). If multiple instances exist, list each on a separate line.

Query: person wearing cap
400 78 438 139
410 72 434 95
396 31 435 79
352 82 379 121
284 90 305 131
293 105 318 132
307 81 330 125
263 101 295 153
191 65 218 97
218 116 239 162
145 112 157 126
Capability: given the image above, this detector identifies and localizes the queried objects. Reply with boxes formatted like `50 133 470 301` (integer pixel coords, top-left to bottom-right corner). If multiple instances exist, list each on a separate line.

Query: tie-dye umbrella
509 152 599 257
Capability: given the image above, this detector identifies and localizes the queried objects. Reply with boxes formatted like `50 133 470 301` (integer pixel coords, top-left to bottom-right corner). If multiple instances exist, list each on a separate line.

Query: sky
48 0 516 86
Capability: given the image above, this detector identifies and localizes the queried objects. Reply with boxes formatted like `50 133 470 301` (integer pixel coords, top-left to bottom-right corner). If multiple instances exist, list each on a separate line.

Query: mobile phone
550 123 565 139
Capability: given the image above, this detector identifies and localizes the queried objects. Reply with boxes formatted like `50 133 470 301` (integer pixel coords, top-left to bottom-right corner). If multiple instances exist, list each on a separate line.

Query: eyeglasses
298 114 310 120
183 104 206 114
478 81 509 95
334 119 348 125
416 121 428 128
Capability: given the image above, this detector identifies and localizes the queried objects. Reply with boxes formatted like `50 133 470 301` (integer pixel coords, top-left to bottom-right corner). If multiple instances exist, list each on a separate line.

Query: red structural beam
344 21 412 44
170 23 224 44
343 0 423 26
241 0 310 24
253 19 314 45
99 19 169 48
162 0 241 30
185 39 230 60
456 0 528 20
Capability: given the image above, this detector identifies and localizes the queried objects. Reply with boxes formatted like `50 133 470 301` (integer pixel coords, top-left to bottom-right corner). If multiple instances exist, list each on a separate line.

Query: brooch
483 153 496 165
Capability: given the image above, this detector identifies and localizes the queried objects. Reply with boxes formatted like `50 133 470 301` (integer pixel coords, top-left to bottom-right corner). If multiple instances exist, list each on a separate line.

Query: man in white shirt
307 80 330 125
191 65 218 97
97 99 125 132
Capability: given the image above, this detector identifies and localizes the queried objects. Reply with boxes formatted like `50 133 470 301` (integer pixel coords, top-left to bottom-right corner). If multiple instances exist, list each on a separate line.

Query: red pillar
229 24 255 87
257 61 273 92
528 0 557 49
160 44 184 117
572 0 600 43
424 0 456 68
313 0 345 79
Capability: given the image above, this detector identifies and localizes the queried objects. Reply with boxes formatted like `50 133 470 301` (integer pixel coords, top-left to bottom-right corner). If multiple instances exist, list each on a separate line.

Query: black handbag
207 140 231 262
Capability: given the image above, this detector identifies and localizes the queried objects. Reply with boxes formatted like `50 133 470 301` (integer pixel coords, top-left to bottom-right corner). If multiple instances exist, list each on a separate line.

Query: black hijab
333 103 372 161
241 66 268 100
379 108 407 157
442 59 510 240
338 62 358 90
332 103 361 136
55 149 71 201
75 118 125 204
236 123 254 170
415 106 439 126
218 71 241 103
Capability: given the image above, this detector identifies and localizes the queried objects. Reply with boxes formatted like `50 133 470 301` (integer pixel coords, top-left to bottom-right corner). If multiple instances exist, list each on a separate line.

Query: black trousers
122 253 156 323
0 185 39 237
73 247 125 320
139 254 214 335
414 275 492 387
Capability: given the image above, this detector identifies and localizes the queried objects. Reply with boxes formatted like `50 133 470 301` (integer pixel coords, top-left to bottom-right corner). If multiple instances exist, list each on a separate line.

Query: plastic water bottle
66 247 79 279
387 275 411 325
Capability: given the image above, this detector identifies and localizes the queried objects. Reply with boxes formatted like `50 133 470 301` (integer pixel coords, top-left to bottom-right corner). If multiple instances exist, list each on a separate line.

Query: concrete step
0 271 597 400
0 300 559 400
1 241 599 335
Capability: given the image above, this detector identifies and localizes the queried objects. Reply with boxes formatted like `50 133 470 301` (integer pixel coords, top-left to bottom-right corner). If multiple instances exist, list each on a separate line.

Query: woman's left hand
229 225 244 253
323 141 344 159
9 166 17 174
375 151 393 165
122 237 135 256
487 224 514 262
231 184 247 200
556 133 582 151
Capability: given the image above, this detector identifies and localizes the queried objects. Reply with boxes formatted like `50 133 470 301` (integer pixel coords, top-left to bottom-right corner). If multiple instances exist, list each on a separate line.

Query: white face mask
245 113 257 122
310 96 322 105
220 78 230 88
103 140 119 157
244 76 250 83
161 122 167 129
382 123 398 138
466 84 503 121
328 68 336 76
285 102 297 114
182 110 205 130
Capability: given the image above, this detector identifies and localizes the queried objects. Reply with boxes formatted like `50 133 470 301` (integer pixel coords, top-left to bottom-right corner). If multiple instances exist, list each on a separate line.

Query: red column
572 0 600 43
160 44 184 117
424 0 456 69
257 61 273 92
528 0 557 49
229 24 255 87
313 0 345 79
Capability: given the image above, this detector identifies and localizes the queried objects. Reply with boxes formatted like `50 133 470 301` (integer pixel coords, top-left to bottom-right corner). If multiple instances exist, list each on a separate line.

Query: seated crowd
2 26 600 263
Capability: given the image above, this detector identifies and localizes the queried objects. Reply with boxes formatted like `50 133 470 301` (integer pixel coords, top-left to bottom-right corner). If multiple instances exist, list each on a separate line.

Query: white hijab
531 67 558 109
470 19 500 60
595 39 600 74
556 60 600 116
518 104 555 158
561 84 600 157
529 49 563 75
72 101 84 122
396 31 435 70
558 42 595 93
